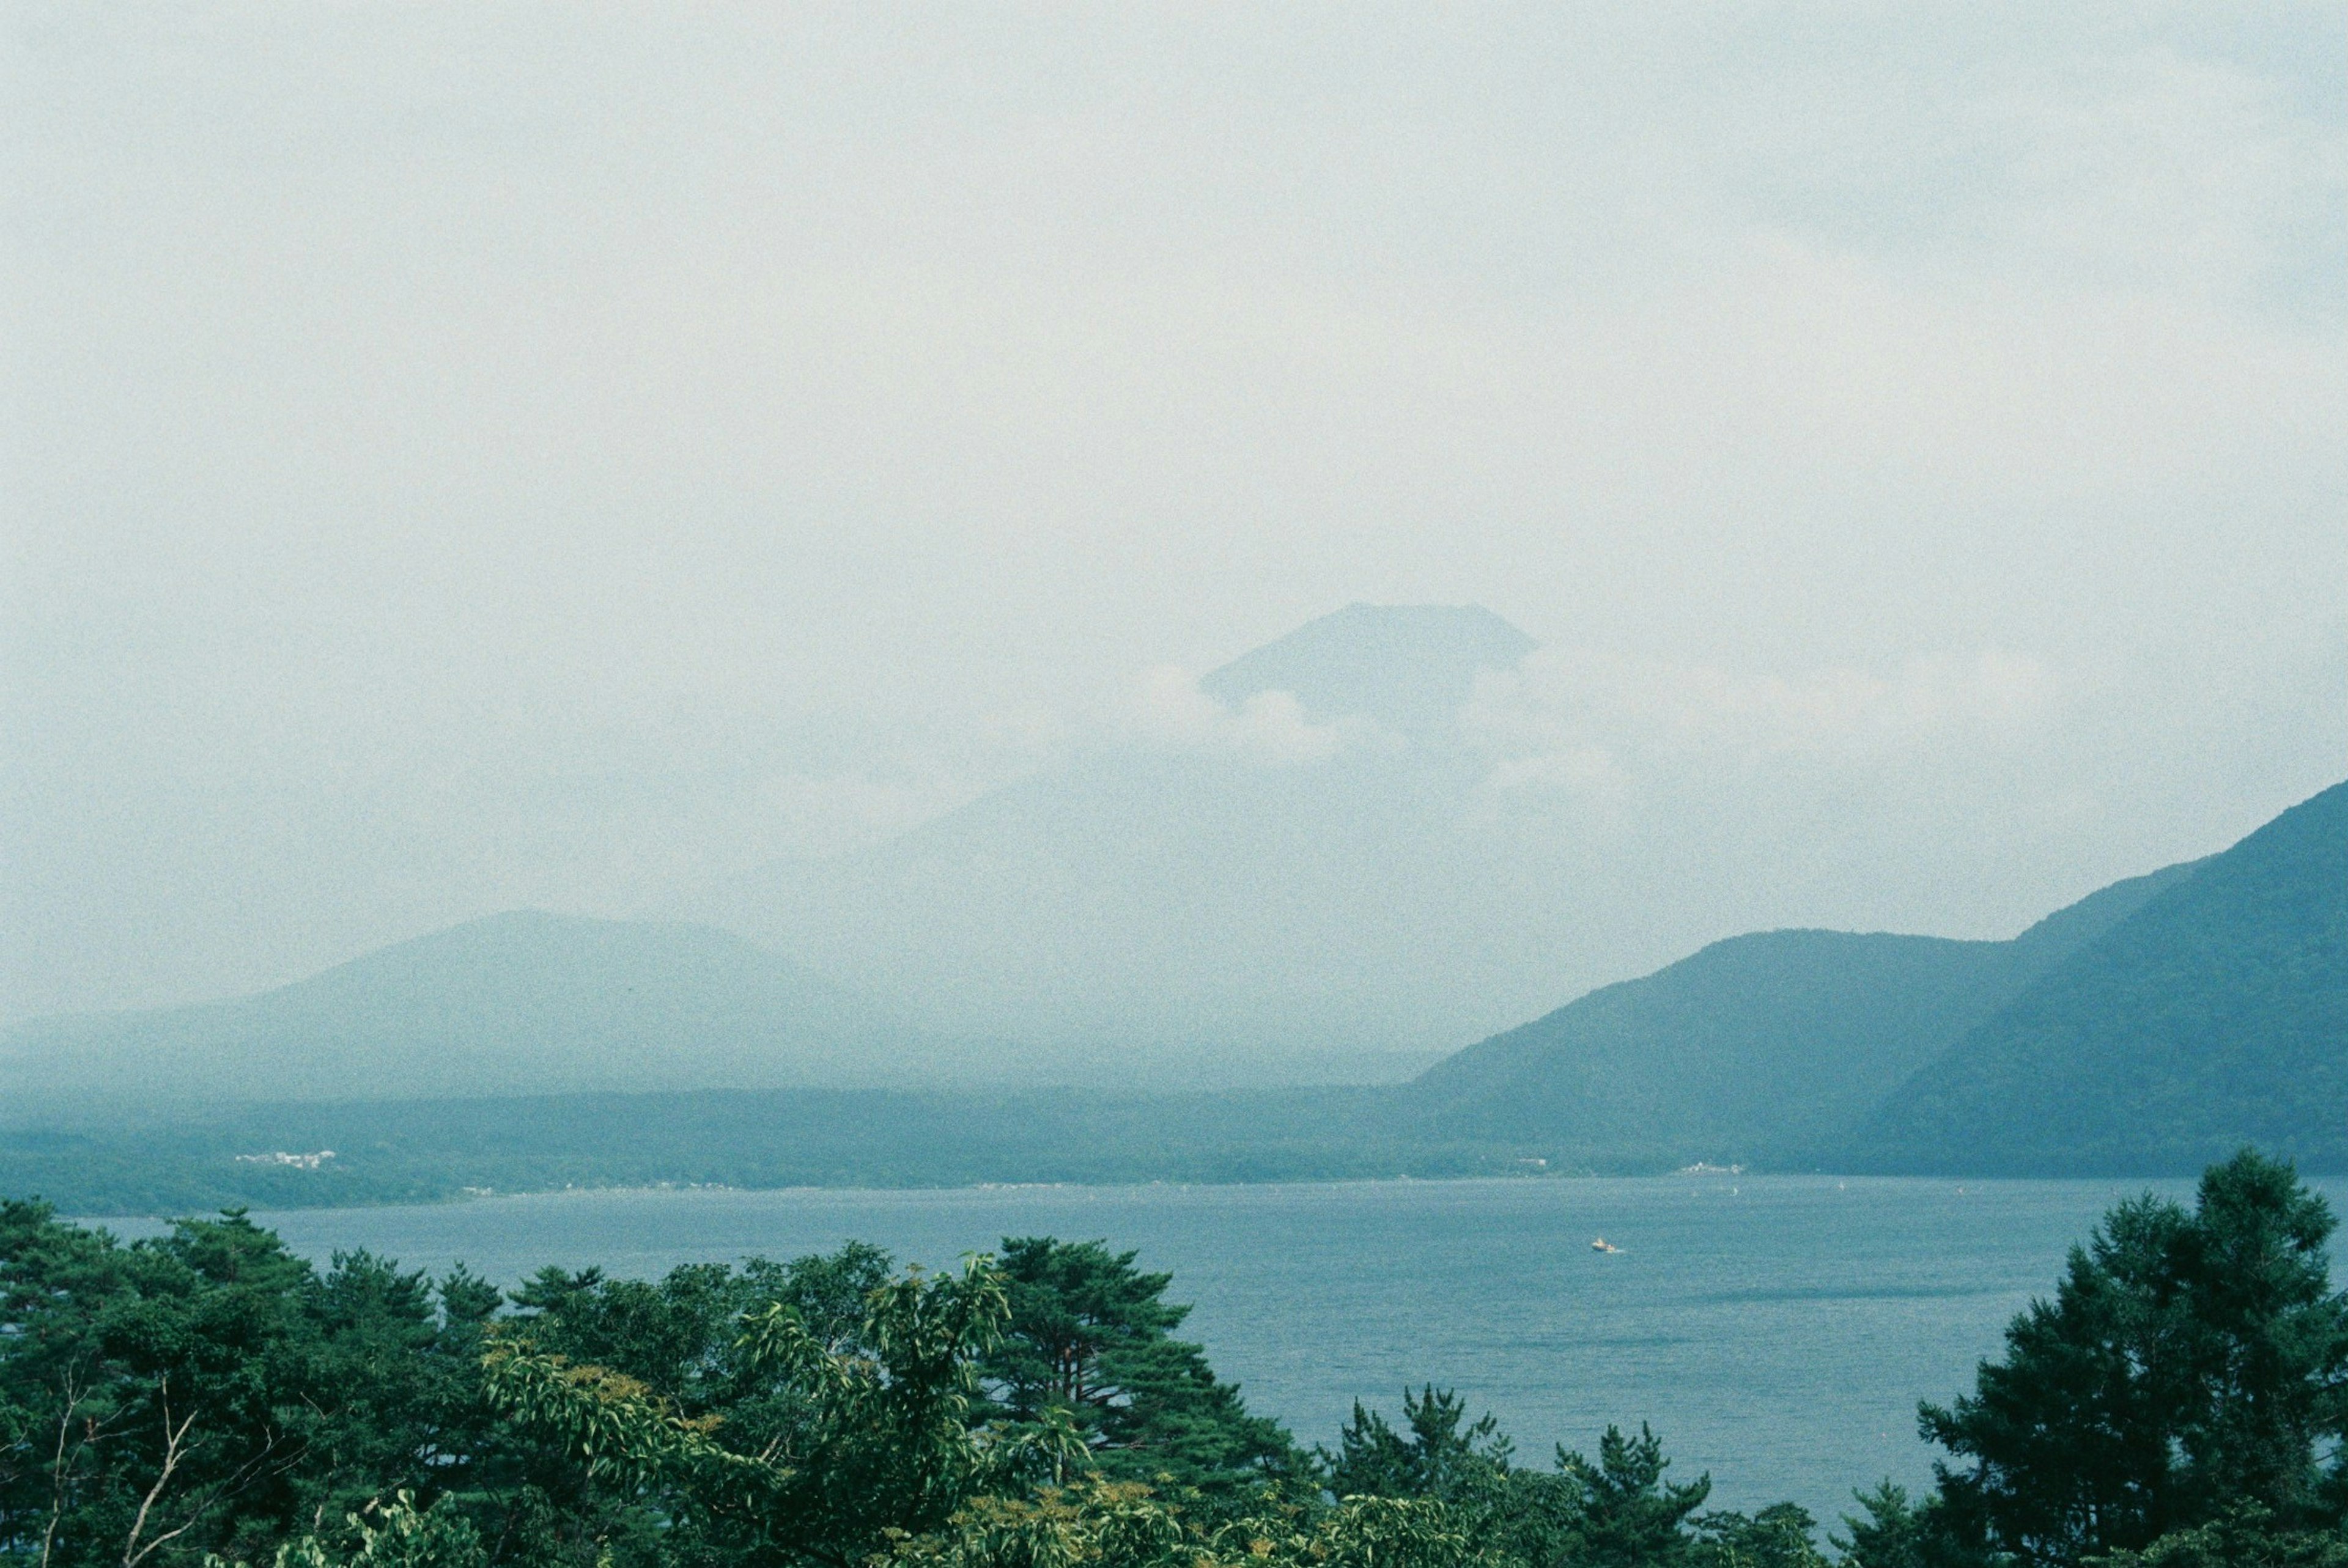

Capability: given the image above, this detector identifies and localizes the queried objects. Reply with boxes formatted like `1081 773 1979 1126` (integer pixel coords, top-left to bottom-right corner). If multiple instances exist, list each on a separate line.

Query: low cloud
6 3 2338 1017
1465 647 2064 797
1118 666 1359 767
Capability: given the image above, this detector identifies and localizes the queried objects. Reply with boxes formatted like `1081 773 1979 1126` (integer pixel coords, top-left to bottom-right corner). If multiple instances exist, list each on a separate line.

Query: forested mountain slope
0 911 929 1110
1845 779 2348 1175
1406 861 2197 1169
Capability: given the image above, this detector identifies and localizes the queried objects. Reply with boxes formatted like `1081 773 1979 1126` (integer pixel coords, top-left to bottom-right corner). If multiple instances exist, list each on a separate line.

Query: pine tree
1556 1423 1710 1568
981 1237 1302 1502
1924 1150 2348 1566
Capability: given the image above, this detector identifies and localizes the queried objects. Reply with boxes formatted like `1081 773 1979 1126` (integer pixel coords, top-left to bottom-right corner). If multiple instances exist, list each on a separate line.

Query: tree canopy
6 1150 2348 1567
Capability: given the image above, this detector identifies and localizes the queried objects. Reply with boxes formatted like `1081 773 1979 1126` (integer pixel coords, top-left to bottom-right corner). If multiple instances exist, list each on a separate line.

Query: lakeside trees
4 1150 2347 1566
1899 1150 2348 1567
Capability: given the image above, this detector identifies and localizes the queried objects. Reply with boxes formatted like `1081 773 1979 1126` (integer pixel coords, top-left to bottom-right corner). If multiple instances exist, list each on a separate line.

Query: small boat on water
1590 1237 1621 1254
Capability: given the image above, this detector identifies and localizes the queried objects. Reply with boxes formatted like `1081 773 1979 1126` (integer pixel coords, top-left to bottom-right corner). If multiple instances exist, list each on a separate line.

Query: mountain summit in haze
1200 602 1536 735
702 603 1549 1066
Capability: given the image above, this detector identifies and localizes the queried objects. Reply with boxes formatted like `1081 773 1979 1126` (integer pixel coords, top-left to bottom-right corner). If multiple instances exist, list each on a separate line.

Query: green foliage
1318 1393 1751 1568
478 1345 760 1498
1688 1503 1830 1568
467 1234 1821 1568
984 1239 1302 1504
18 1149 2348 1568
485 1251 1071 1567
1922 1150 2348 1566
1827 1482 1988 1568
1209 1489 1476 1568
1324 1388 1513 1503
1319 1388 1575 1566
0 1192 1943 1568
1556 1424 1713 1568
210 1492 490 1568
885 1478 1197 1568
2084 1503 2348 1567
0 1199 500 1568
887 1478 1477 1568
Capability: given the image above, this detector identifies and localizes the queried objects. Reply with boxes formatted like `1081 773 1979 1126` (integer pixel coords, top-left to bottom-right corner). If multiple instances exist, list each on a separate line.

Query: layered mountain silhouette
1841 780 2348 1174
1407 863 2198 1168
0 911 936 1109
699 603 1566 1059
1407 780 2344 1174
4 599 2334 1180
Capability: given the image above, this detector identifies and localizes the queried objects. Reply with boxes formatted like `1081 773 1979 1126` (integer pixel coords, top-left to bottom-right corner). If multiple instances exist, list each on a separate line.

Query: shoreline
68 1165 2194 1227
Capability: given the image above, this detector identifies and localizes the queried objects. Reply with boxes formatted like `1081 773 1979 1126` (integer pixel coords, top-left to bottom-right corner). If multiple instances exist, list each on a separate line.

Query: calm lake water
103 1174 2276 1529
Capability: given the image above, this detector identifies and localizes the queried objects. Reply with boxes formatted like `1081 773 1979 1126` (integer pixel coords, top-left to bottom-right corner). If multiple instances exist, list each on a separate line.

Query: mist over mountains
0 913 934 1111
1845 780 2348 1175
1416 861 2200 1170
2 776 2338 1209
700 603 1568 1057
687 600 2212 1067
1 603 2338 1207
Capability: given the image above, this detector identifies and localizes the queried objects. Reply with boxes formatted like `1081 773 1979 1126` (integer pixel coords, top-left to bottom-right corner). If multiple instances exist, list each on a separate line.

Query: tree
487 1254 1068 1568
504 1245 895 1404
1323 1387 1512 1503
0 1202 502 1568
1922 1150 2348 1566
1320 1387 1578 1566
887 1477 1476 1568
983 1239 1301 1502
209 1492 490 1568
2162 1153 2348 1520
1554 1424 1710 1568
1829 1482 1990 1568
2084 1504 2348 1567
1688 1503 1828 1568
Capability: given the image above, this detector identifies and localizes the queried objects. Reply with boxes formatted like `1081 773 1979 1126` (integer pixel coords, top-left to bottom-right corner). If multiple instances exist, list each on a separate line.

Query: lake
111 1174 2251 1531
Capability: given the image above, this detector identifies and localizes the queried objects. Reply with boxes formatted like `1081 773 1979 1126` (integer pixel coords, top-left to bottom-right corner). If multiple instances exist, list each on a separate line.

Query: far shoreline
65 1164 2215 1228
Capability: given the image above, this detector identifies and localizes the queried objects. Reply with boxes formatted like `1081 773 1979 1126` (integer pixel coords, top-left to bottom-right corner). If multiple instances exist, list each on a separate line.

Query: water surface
124 1174 2253 1527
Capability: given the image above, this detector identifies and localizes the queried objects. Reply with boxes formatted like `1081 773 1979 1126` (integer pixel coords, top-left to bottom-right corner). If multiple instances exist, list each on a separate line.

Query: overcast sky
4 2 2343 1022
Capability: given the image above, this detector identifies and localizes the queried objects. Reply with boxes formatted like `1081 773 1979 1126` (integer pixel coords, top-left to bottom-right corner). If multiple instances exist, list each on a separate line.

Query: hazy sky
5 2 2344 1023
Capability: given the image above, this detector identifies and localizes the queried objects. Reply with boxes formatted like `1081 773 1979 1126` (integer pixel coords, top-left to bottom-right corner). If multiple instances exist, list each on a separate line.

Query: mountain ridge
1842 779 2348 1174
0 780 2334 1193
1404 855 2201 1169
0 910 934 1111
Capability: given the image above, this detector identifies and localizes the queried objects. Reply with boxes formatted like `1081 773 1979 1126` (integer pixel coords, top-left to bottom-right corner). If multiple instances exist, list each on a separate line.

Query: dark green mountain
1845 780 2348 1175
1406 861 2198 1169
0 911 931 1111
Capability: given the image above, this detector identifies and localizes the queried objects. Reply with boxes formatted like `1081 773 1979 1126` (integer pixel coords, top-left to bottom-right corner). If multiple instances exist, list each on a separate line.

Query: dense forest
0 1086 1497 1217
6 1150 2348 1567
1847 781 2348 1175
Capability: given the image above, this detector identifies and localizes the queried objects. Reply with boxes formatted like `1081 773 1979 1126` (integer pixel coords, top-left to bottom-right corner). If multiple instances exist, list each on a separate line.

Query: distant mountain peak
0 911 915 1108
1200 603 1536 733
